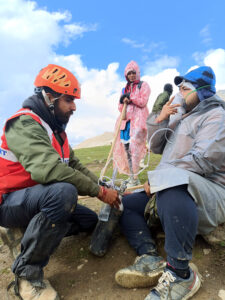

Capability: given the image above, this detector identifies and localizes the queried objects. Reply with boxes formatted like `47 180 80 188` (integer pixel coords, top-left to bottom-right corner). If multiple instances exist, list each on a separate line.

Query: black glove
119 93 130 104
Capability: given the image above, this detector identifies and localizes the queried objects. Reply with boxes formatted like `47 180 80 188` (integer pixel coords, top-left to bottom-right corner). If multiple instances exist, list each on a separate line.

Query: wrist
155 115 168 124
98 186 107 200
155 116 162 123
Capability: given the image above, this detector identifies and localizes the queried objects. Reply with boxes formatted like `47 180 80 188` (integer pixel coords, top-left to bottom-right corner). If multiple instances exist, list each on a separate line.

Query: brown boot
12 278 60 300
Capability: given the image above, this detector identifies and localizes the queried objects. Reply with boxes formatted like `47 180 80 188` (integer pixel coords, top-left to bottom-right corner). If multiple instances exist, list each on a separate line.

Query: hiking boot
115 254 166 288
8 277 60 300
0 227 24 259
144 263 201 300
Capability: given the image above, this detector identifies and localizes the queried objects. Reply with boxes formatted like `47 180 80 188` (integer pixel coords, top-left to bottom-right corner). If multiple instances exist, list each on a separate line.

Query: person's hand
144 181 151 197
123 97 131 104
120 93 130 104
155 96 180 123
98 186 121 209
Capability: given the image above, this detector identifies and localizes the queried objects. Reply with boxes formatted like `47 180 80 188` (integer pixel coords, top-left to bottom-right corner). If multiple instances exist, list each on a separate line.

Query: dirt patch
1 198 225 300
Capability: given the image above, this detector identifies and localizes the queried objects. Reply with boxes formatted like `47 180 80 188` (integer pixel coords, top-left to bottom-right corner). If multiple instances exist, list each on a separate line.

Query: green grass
74 145 161 185
75 145 110 165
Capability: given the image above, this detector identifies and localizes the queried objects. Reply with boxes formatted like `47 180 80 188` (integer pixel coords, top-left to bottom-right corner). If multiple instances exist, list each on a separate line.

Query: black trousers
0 182 98 282
120 185 198 269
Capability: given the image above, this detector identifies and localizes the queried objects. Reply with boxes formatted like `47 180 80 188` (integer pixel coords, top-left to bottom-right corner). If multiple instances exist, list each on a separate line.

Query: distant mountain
74 131 114 149
217 90 225 100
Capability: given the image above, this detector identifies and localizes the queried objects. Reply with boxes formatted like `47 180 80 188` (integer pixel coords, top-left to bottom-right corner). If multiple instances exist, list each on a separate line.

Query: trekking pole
89 103 127 257
101 102 127 179
126 184 144 191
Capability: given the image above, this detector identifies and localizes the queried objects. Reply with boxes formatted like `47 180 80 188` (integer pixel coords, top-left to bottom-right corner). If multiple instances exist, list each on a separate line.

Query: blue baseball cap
174 66 216 93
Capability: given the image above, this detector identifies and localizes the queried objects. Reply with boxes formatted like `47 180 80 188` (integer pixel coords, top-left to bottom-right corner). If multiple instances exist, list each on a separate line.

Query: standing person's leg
124 143 134 179
130 128 147 183
144 185 201 300
115 192 166 288
124 143 140 186
0 182 78 299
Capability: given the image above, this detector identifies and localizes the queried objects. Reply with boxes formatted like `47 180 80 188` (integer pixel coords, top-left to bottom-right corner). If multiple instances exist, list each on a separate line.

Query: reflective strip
0 147 18 162
61 157 69 164
39 119 53 143
11 109 35 116
11 109 53 142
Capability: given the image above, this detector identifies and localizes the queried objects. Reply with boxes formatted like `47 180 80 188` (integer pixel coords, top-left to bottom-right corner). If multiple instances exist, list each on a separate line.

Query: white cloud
63 23 97 45
0 0 102 144
193 48 225 90
143 41 165 53
142 68 180 111
122 38 165 54
121 38 145 48
200 24 212 45
67 116 117 146
203 48 225 90
192 51 205 65
1 0 225 147
143 55 180 76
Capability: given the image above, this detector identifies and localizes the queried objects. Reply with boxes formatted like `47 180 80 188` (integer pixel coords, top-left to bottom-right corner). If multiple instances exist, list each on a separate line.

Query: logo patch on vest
0 147 18 162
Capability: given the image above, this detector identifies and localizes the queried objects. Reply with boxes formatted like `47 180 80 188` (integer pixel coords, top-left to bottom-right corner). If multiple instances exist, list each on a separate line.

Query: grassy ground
74 145 161 184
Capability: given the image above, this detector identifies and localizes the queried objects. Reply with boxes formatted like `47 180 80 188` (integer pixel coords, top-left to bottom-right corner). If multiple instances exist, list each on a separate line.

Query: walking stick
101 102 127 179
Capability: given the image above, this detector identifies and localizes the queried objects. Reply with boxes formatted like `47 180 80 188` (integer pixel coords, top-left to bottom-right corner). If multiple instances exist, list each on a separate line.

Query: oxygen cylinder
89 204 123 257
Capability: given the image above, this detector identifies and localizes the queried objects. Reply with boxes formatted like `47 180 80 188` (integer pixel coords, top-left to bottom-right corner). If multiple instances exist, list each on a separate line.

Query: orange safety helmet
34 64 81 99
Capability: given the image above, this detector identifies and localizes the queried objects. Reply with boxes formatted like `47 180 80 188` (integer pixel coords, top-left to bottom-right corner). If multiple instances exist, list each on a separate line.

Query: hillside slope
74 131 114 149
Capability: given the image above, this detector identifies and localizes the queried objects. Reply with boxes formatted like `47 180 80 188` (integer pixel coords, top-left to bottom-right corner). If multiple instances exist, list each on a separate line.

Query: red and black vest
0 109 70 204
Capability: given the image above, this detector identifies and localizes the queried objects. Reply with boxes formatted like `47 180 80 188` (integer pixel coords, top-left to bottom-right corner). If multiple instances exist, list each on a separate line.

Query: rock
218 289 225 300
203 248 211 255
77 264 84 271
202 223 225 246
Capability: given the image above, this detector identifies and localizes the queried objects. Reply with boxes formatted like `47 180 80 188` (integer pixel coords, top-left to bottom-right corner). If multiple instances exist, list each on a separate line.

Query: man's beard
54 103 73 124
55 111 73 124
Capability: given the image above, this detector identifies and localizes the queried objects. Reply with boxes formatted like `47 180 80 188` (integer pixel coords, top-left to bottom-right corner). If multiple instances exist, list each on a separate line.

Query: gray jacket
146 94 225 234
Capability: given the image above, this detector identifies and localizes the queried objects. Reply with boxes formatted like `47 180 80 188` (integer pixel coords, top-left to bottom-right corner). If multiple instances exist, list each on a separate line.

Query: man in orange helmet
0 64 120 300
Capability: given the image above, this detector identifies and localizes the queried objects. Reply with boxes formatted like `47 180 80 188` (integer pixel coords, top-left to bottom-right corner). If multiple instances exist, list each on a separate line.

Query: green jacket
152 91 170 113
5 115 100 197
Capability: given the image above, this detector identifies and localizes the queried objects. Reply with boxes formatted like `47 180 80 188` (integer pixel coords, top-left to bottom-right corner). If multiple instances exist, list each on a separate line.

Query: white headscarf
178 80 196 91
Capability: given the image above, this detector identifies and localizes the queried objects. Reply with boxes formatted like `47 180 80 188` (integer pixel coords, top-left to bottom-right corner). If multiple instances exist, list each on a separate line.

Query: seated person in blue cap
115 66 225 300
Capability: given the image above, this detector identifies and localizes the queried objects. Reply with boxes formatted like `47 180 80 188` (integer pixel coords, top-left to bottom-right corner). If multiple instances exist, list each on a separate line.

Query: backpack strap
138 81 143 89
122 81 143 94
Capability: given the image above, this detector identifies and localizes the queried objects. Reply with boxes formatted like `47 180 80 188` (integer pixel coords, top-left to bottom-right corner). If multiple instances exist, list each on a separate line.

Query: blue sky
0 0 225 145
